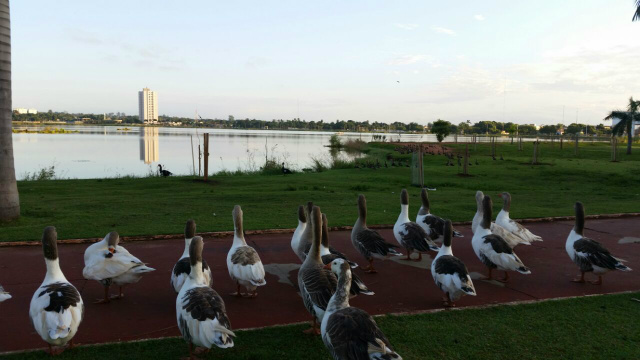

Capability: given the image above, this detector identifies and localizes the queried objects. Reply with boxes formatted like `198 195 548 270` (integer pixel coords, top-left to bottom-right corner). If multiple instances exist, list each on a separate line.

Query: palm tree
634 0 640 21
0 0 20 221
604 97 640 155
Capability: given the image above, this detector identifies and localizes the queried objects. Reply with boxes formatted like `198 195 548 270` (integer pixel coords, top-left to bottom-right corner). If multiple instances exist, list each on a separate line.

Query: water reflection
139 127 159 164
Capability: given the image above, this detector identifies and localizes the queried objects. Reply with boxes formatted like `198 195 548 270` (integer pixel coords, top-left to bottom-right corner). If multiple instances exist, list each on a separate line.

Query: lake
12 125 535 179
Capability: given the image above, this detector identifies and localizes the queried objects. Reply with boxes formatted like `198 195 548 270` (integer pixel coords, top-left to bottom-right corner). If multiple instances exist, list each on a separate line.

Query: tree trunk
627 119 633 155
0 0 20 221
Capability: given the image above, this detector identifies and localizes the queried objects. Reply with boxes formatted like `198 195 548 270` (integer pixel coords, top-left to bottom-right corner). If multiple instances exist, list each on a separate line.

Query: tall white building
138 87 158 123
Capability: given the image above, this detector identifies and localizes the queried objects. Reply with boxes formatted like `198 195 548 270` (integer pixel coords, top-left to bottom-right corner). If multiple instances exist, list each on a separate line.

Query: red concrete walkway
0 218 639 353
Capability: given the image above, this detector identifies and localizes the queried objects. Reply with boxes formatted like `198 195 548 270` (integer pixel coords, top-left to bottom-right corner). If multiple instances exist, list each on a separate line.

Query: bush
329 134 342 148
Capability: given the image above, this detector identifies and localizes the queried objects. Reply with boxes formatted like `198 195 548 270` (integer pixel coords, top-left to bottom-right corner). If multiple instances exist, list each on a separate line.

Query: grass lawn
3 292 639 359
1 140 638 242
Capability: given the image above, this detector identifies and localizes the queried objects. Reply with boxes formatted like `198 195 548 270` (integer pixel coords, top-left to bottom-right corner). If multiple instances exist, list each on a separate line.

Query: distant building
14 108 37 114
138 88 158 124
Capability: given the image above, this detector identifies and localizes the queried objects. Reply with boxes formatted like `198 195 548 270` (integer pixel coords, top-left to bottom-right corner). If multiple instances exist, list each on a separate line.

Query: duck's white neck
44 259 67 283
327 270 351 312
399 204 410 221
437 244 453 257
567 229 582 244
319 243 331 256
189 261 206 283
232 233 246 247
181 238 193 258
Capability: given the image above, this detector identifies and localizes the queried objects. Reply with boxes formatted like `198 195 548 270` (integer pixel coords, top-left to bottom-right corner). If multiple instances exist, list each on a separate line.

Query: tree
431 119 451 142
605 97 640 155
634 0 640 21
0 0 20 221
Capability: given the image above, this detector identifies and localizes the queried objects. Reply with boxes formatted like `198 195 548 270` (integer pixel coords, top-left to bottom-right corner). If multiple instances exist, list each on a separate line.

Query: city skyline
10 1 640 126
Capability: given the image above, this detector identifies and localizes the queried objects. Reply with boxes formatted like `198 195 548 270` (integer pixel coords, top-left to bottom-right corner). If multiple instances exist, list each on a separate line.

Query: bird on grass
282 163 292 175
158 164 173 177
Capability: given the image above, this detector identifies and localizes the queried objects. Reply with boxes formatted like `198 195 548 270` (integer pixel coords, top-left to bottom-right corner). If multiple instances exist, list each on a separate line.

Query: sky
11 0 640 126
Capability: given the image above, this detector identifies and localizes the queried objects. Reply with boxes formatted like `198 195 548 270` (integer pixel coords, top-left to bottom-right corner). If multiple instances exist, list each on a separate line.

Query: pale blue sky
11 1 640 125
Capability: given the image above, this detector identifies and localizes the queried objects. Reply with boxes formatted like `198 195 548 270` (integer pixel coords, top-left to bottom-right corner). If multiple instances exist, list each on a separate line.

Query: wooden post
532 141 538 165
511 136 514 145
203 133 209 181
611 136 618 162
419 147 424 187
455 133 458 143
560 137 563 149
198 145 201 176
190 135 196 176
463 143 469 175
574 135 579 155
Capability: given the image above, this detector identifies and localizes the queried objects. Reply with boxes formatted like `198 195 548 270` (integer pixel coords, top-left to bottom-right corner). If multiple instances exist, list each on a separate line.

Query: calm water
13 125 539 179
11 125 420 179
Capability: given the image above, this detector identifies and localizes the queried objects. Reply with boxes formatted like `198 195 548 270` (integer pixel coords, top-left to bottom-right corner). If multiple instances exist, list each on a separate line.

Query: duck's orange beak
323 263 331 270
108 247 116 254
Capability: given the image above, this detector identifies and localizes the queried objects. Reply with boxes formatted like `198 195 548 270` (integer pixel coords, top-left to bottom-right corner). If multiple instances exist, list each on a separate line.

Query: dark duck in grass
351 194 402 273
158 164 173 177
282 162 292 175
393 189 439 261
566 202 631 284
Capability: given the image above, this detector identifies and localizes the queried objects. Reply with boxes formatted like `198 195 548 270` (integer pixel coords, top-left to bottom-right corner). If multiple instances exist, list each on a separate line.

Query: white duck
171 219 212 293
290 205 307 260
0 284 10 302
321 258 402 360
83 231 155 303
471 190 531 248
472 195 531 282
351 194 403 273
431 219 476 307
30 227 84 355
177 236 235 358
416 188 463 241
393 189 439 261
566 202 631 285
495 192 542 243
298 205 337 335
226 205 267 298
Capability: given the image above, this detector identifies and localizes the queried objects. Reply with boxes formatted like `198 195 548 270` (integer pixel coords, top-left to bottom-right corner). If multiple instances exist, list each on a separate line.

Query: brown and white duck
30 227 84 355
351 194 402 273
171 219 212 293
471 195 531 282
566 202 631 284
495 192 542 243
226 205 267 298
321 258 402 360
416 188 463 242
393 189 439 261
298 205 338 335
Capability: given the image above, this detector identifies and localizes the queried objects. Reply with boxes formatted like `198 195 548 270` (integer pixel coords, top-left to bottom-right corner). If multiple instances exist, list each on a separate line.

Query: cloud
395 23 419 30
245 56 269 69
474 14 485 21
431 26 456 36
388 54 429 66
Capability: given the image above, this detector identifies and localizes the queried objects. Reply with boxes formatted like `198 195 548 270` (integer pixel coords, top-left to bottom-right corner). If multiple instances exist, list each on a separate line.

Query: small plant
310 156 328 172
329 134 342 148
22 165 56 181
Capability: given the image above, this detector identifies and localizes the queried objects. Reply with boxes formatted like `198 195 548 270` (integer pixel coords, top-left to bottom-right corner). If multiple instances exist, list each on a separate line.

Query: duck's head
443 219 453 247
497 192 511 211
105 231 119 256
475 191 484 206
324 258 350 276
42 226 58 260
400 189 409 206
189 236 204 266
185 219 196 239
298 205 306 223
232 205 244 237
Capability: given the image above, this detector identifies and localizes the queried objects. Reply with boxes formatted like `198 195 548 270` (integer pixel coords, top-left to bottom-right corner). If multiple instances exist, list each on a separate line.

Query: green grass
1 141 638 242
3 292 640 359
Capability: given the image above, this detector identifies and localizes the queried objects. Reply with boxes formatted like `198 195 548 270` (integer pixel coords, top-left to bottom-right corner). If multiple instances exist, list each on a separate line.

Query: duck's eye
105 253 114 258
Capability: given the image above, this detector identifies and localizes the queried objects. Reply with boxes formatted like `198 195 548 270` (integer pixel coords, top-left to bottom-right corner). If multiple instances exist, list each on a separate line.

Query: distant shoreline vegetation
12 111 616 136
12 127 78 134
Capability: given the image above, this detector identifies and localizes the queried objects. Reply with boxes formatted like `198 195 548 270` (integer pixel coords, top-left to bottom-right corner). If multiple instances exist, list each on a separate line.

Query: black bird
492 155 497 161
282 163 292 175
158 164 173 177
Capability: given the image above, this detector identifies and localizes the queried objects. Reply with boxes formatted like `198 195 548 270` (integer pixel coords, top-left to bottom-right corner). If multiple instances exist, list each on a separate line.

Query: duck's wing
433 255 476 295
490 223 530 247
230 246 266 286
178 286 235 348
324 307 400 360
574 237 630 271
300 266 337 312
508 219 542 242
355 228 402 258
399 223 439 251
480 235 530 274
30 282 84 341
